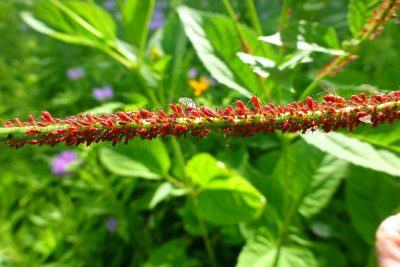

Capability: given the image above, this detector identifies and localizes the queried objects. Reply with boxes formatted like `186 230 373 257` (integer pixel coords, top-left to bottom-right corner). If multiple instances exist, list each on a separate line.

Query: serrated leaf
99 147 160 180
302 132 400 177
259 21 345 56
186 153 266 225
348 0 380 37
177 6 275 97
237 52 276 78
271 140 347 218
237 231 317 267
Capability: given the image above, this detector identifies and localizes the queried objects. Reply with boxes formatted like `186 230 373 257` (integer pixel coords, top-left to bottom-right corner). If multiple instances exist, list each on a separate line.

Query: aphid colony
2 92 400 148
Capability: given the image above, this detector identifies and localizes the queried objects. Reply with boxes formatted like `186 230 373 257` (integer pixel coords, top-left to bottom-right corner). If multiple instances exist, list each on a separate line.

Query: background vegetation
0 0 399 266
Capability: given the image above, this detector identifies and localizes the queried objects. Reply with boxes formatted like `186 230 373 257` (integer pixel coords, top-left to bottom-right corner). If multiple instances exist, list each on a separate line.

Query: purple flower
188 67 198 78
106 217 118 233
103 0 116 10
67 68 85 80
150 10 165 29
51 150 78 176
93 86 114 101
155 1 167 9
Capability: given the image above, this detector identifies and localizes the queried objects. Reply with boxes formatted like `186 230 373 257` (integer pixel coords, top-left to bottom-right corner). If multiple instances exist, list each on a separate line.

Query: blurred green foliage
0 0 399 266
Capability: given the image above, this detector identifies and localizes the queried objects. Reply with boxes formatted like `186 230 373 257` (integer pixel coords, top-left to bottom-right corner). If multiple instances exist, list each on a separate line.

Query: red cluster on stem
360 0 399 40
2 92 400 148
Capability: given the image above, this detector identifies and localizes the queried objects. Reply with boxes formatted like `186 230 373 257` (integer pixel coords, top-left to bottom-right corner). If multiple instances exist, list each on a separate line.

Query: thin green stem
299 55 347 100
245 0 263 36
170 138 188 183
139 0 155 60
198 216 218 267
278 0 292 31
220 0 248 52
301 0 398 99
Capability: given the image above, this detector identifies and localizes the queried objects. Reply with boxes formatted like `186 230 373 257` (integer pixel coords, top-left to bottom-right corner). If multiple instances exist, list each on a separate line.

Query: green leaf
64 0 116 39
177 6 275 97
143 239 188 267
237 52 276 78
82 102 123 115
237 230 317 267
112 138 171 175
186 153 266 225
298 154 348 217
121 0 154 47
302 132 400 177
346 165 400 244
272 139 347 218
348 0 380 37
99 147 160 180
21 11 96 46
350 122 400 153
259 21 344 56
148 182 189 209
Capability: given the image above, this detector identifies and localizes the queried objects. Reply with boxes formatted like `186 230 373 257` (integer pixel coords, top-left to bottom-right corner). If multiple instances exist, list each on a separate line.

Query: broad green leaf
346 165 400 244
148 182 189 209
121 0 154 47
237 52 276 78
186 153 266 225
21 12 95 46
177 6 275 97
350 122 400 153
65 1 116 39
272 139 347 218
99 147 160 179
22 1 137 65
303 132 400 177
348 0 380 37
143 239 188 267
82 102 123 115
259 21 344 56
237 230 317 267
298 154 348 217
148 14 188 99
112 139 171 175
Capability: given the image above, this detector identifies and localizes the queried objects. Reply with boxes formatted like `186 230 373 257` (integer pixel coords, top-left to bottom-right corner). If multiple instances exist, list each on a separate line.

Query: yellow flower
188 75 212 96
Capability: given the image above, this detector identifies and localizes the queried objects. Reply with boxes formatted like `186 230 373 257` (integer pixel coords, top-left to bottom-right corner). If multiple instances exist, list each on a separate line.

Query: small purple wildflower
67 68 85 80
51 150 78 176
106 217 118 233
103 0 116 10
188 67 198 78
156 1 168 9
150 10 165 29
93 86 114 101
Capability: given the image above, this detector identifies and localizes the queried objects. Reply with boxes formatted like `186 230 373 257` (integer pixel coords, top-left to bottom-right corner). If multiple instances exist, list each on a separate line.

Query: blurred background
0 0 400 266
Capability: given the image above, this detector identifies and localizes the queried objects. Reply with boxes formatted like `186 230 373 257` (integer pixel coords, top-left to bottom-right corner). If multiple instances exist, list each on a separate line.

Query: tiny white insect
178 97 197 109
359 115 372 124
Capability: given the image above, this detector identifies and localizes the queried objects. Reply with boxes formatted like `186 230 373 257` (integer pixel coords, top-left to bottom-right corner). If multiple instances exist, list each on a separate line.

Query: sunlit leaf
186 153 266 224
303 132 400 177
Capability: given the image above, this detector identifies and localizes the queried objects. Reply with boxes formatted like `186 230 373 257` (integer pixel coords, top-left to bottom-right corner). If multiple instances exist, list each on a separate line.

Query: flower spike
1 92 400 148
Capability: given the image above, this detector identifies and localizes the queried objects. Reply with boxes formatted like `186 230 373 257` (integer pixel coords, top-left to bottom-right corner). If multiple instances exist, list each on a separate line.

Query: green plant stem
197 210 218 267
245 0 263 36
301 0 398 99
170 138 188 183
220 0 248 52
299 55 348 100
279 0 292 31
139 0 155 60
